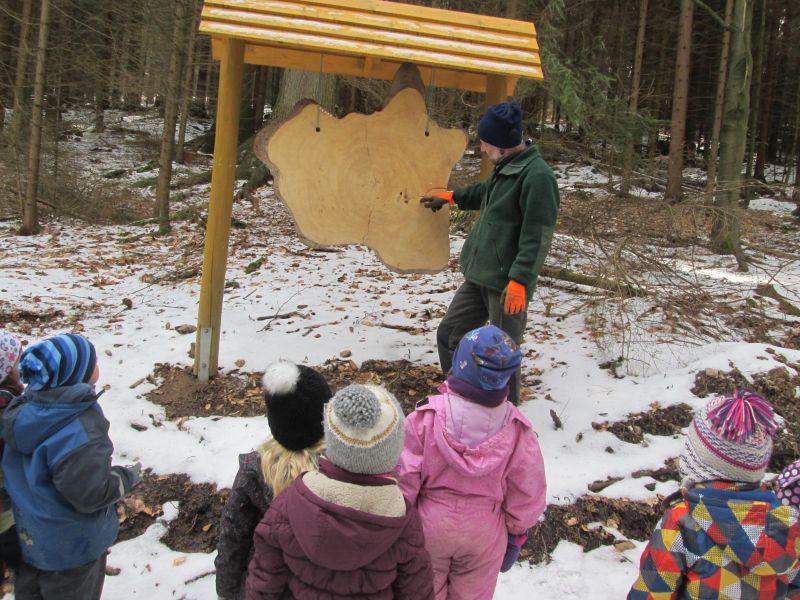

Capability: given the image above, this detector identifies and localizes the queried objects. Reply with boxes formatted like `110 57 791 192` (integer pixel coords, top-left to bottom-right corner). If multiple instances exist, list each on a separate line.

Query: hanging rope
424 67 437 137
315 53 325 132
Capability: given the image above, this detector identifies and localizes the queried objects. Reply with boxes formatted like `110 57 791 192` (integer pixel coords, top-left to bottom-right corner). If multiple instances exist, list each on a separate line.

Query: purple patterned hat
777 459 800 508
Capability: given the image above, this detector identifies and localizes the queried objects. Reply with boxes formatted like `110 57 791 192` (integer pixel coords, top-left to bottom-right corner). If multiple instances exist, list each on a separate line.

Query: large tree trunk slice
254 65 467 272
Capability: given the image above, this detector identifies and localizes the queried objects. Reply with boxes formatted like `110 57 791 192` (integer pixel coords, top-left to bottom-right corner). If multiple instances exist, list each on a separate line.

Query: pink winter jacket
398 386 547 536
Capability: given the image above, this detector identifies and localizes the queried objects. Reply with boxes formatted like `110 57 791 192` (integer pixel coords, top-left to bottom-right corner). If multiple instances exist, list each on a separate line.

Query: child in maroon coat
246 384 433 600
215 361 331 600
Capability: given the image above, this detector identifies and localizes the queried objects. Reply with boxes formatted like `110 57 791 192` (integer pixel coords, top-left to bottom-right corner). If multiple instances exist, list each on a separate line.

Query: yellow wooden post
194 38 245 380
479 75 514 180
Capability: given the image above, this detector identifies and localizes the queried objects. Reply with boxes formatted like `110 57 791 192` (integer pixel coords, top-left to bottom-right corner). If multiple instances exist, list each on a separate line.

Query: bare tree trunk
93 4 114 133
10 0 33 155
665 0 694 203
176 0 199 163
705 0 735 193
621 0 648 195
711 0 753 261
754 7 776 181
21 0 51 236
745 0 766 182
154 0 187 233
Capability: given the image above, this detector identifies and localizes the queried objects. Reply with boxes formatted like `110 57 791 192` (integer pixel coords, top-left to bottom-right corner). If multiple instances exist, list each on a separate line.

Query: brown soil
146 359 442 419
603 403 694 444
118 471 228 553
525 496 662 564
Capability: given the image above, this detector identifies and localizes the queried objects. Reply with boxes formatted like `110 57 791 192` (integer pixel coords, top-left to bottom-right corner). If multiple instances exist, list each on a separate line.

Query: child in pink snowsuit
399 324 547 600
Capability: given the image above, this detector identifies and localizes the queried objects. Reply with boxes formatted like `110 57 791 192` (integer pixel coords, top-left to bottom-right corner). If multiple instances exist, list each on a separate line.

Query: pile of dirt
525 496 662 564
145 364 264 418
146 359 442 419
118 471 227 553
596 403 693 444
319 358 441 415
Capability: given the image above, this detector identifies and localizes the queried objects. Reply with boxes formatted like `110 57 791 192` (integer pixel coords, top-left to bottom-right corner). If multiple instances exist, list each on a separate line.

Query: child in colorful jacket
246 383 434 600
2 333 141 600
0 331 23 579
628 390 800 600
398 324 547 600
215 361 331 600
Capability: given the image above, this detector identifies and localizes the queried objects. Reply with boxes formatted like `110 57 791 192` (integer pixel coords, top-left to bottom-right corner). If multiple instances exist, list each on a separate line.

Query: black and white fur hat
262 361 331 451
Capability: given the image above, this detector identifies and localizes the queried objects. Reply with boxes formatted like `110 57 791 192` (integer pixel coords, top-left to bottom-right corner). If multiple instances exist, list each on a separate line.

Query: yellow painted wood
219 40 531 92
194 37 245 378
204 0 535 35
200 0 543 86
479 75 514 180
202 3 538 52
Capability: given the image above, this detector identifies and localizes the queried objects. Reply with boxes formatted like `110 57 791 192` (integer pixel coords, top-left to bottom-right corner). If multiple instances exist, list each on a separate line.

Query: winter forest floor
0 107 799 599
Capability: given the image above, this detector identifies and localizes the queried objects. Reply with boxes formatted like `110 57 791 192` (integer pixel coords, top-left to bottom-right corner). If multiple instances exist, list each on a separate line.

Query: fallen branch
539 266 648 298
755 284 800 317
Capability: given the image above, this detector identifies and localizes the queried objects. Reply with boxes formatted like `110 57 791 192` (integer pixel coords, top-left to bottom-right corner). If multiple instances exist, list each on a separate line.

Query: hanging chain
424 67 437 136
315 53 325 132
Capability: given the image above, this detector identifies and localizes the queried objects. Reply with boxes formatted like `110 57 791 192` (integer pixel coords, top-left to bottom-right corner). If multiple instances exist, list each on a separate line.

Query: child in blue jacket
2 333 141 600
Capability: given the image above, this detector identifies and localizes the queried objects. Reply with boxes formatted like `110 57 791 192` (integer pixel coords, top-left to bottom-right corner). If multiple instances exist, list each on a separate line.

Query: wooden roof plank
202 8 539 63
222 40 530 92
205 24 540 79
202 0 537 50
204 0 535 35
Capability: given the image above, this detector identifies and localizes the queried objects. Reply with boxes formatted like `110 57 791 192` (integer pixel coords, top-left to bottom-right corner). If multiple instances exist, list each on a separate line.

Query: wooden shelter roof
199 0 542 93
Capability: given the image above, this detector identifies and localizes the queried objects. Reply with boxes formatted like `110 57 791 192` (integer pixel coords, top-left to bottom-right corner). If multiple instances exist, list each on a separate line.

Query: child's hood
3 383 99 454
286 475 414 571
685 485 800 573
425 393 531 477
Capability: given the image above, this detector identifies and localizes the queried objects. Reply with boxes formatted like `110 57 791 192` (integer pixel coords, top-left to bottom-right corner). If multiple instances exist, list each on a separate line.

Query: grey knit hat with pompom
324 383 404 475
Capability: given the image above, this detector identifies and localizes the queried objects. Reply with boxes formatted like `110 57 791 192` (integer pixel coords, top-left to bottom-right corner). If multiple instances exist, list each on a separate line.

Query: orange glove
420 191 454 212
504 280 526 315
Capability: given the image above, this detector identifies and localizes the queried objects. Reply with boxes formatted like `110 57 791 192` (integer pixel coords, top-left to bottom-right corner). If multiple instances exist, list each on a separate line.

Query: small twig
183 570 216 585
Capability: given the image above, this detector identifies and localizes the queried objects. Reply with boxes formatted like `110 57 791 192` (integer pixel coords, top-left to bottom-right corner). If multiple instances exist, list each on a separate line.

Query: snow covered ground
1 111 799 599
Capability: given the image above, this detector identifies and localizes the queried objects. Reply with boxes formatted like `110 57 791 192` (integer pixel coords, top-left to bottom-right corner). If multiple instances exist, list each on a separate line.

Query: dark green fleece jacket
453 144 560 293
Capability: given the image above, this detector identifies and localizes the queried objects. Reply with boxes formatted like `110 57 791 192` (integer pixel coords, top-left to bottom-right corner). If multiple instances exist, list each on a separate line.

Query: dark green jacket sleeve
508 169 559 288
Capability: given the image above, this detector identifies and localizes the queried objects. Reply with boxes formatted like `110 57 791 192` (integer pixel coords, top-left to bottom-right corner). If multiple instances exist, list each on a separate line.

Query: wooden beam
194 37 245 380
211 40 536 92
479 75 515 180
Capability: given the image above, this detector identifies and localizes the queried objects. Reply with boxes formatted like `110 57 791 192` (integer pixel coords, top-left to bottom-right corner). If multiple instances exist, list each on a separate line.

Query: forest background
0 0 799 242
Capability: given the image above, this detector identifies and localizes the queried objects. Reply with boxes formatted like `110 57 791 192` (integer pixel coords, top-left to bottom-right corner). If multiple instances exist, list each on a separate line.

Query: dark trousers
15 553 106 600
436 280 527 404
0 525 21 575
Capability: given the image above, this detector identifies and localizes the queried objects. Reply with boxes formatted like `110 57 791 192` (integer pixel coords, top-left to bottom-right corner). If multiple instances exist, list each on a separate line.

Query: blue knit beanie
19 333 97 391
477 101 523 149
452 325 523 391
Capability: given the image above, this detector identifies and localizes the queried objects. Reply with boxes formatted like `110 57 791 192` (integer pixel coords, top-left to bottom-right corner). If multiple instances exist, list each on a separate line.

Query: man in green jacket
420 101 560 404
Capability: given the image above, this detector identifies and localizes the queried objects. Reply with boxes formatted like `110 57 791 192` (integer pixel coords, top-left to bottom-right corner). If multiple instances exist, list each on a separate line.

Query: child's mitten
500 531 528 572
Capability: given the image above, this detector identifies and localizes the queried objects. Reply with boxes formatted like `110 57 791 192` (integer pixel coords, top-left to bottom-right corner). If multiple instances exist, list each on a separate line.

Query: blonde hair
258 437 326 496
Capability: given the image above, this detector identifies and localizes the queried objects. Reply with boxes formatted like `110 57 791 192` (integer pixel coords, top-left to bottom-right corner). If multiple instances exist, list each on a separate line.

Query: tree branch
693 0 734 30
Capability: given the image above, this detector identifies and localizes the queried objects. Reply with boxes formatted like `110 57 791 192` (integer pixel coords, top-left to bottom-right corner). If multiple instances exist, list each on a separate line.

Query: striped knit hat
19 334 97 391
777 459 800 508
0 331 23 383
680 390 777 487
324 384 404 475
